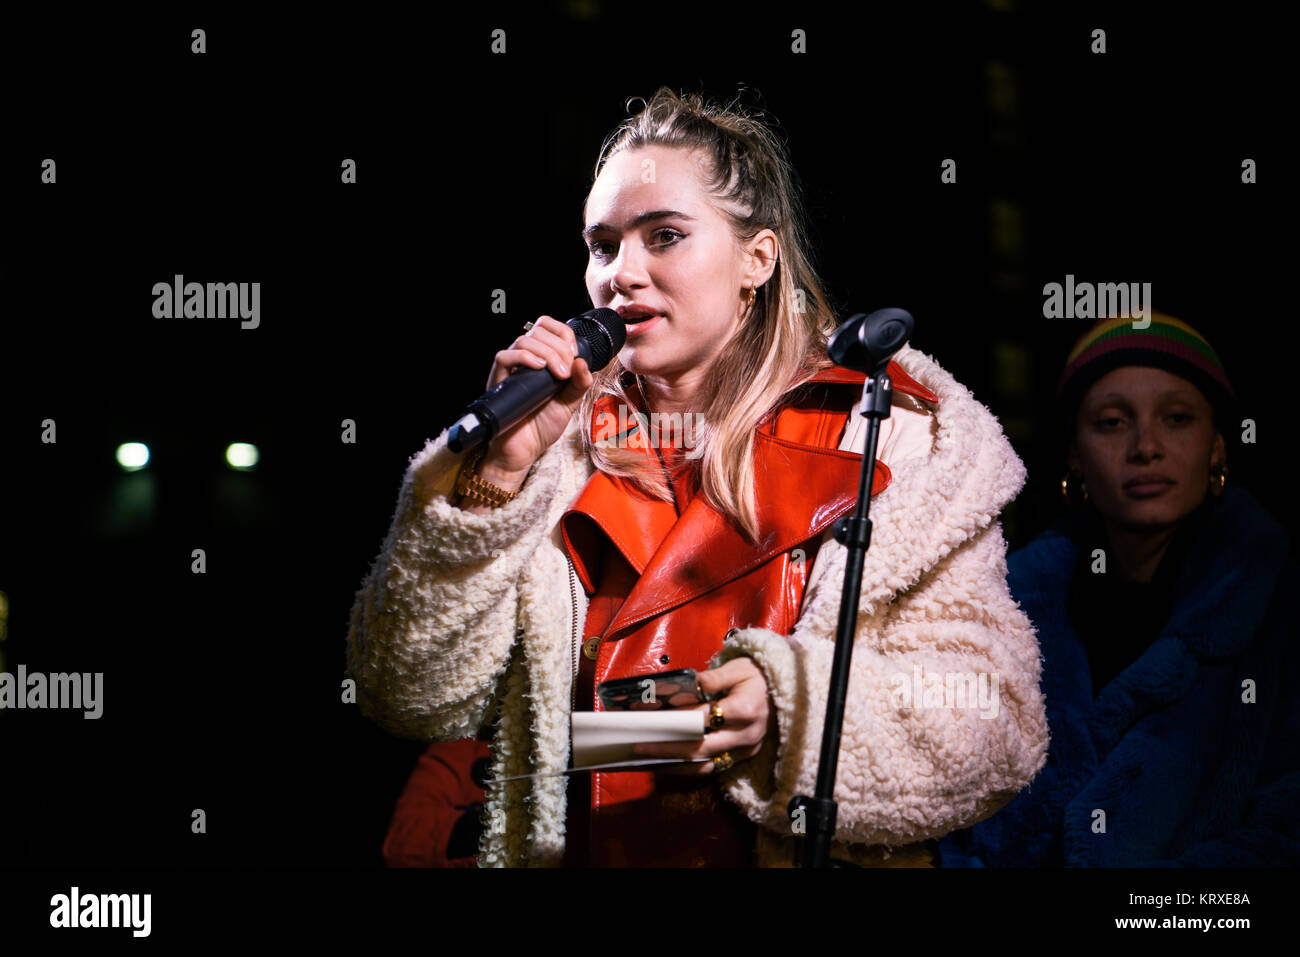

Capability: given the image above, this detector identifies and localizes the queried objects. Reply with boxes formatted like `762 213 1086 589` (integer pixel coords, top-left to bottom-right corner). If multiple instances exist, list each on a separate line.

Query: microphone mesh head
568 308 626 370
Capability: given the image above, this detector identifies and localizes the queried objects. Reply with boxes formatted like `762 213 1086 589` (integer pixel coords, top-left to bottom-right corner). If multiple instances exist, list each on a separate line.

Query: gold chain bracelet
455 445 522 508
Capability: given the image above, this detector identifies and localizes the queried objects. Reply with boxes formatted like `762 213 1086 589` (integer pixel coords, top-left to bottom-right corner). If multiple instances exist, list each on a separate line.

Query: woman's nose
1129 419 1164 460
609 246 649 292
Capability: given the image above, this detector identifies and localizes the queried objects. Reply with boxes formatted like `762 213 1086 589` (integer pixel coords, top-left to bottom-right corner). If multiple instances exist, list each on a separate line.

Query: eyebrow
582 210 696 240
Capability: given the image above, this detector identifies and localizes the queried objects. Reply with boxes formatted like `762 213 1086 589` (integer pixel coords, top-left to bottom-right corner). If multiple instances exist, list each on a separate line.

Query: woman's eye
587 230 684 260
1095 416 1123 430
1168 412 1193 424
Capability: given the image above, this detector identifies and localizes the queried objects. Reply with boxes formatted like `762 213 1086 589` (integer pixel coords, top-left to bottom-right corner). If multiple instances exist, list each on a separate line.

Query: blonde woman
346 88 1048 867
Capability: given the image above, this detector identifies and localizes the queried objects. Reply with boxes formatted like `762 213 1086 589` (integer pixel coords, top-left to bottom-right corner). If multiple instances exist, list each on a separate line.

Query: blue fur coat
939 484 1298 866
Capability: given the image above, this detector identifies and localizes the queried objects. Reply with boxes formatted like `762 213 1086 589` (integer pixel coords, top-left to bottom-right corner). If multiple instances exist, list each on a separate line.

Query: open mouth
624 314 666 337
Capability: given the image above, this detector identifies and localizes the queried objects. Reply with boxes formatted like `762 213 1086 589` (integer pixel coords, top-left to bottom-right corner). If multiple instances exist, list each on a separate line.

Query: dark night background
0 2 1291 869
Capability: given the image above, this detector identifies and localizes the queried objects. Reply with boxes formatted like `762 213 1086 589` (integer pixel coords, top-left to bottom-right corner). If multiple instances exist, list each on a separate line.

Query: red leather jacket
383 737 491 867
559 362 938 862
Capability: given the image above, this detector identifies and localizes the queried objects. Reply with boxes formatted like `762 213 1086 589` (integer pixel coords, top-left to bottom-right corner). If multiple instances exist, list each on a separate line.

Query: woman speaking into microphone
346 87 1048 867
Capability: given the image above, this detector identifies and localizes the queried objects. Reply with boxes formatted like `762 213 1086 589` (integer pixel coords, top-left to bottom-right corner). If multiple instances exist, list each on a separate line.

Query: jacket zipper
567 556 580 711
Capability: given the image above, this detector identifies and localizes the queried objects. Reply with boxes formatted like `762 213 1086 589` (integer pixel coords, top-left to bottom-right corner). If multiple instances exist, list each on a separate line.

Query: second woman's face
583 145 750 383
1070 365 1226 529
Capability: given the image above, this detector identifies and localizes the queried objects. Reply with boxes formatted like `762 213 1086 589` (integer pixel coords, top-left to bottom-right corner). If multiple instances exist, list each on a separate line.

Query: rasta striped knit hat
1055 311 1238 434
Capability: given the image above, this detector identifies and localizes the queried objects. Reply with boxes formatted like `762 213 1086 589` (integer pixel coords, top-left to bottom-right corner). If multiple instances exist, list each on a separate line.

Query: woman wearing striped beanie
940 311 1299 866
1055 312 1236 543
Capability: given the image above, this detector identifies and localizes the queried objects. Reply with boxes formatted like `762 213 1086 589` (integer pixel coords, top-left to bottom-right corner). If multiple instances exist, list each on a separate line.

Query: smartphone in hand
596 668 712 711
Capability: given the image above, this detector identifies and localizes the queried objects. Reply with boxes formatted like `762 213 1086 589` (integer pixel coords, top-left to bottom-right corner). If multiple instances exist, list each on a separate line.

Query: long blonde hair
578 87 842 544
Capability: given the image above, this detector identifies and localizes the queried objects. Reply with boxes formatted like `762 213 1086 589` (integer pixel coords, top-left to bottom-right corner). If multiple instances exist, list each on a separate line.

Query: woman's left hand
630 657 778 775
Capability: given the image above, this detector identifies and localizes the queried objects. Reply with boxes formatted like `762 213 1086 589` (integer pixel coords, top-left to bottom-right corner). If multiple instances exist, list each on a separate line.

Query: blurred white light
116 442 150 471
226 443 260 470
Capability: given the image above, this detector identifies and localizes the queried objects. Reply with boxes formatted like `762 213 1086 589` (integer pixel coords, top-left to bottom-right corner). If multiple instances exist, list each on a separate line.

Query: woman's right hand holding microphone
459 316 594 512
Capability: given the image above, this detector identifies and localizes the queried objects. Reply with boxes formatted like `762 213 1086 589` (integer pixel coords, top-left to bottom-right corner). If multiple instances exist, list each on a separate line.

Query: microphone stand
789 309 910 868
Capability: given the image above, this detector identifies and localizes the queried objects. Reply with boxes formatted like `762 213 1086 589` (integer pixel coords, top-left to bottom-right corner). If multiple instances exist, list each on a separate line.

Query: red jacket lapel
561 361 923 639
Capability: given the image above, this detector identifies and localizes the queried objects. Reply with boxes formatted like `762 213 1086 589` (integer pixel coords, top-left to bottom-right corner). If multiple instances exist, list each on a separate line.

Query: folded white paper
571 710 706 768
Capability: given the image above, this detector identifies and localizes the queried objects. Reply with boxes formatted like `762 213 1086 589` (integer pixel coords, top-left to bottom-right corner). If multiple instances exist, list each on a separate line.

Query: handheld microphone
446 307 626 454
828 308 914 373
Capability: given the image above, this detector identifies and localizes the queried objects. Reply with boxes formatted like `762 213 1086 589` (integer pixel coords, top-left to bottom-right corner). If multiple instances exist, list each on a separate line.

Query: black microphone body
446 308 625 454
827 308 914 373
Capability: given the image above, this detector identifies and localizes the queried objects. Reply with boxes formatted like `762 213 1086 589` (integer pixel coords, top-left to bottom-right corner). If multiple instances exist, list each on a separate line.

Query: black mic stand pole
789 308 912 868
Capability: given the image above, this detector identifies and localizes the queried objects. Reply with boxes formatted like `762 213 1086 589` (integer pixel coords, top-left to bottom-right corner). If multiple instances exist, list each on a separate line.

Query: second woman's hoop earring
745 285 756 316
1060 471 1089 506
1210 463 1228 497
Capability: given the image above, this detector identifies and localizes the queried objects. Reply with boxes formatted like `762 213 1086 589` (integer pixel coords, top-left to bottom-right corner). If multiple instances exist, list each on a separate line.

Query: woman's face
582 145 769 382
1069 365 1226 529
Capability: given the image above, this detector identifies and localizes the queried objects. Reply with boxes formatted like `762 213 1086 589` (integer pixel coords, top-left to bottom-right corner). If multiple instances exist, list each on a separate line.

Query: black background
0 0 1291 876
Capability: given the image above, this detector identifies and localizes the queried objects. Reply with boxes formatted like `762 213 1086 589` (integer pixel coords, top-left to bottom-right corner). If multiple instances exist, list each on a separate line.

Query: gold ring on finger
708 701 725 731
711 751 734 773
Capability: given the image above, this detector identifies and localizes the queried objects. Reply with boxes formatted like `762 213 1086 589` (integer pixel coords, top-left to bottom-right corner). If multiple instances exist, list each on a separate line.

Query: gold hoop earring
1210 463 1228 497
1060 471 1089 506
744 285 756 316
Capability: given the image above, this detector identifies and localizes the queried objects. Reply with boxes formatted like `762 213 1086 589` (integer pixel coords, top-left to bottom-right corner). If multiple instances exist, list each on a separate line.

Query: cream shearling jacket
345 344 1050 867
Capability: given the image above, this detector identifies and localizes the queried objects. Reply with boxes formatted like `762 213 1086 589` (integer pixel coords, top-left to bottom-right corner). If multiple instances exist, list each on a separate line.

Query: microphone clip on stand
788 307 913 868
